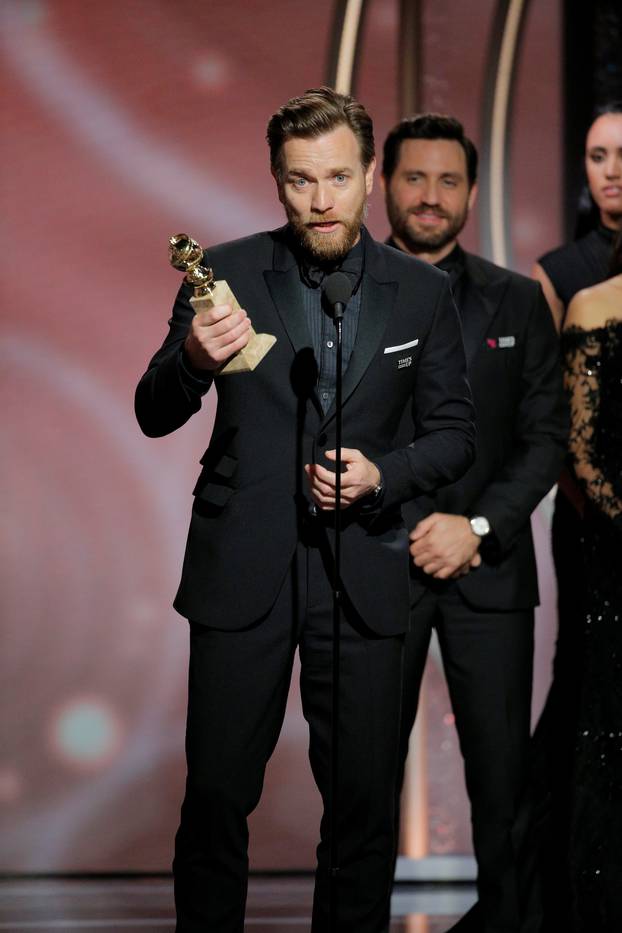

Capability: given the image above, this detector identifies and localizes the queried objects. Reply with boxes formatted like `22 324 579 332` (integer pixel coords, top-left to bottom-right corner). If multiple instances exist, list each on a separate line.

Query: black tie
299 253 363 295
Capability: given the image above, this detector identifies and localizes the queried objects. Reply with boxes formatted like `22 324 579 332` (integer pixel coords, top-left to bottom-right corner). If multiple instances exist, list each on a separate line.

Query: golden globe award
169 233 276 374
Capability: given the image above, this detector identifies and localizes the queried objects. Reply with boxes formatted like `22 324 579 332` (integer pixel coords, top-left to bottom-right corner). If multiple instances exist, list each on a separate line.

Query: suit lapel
263 233 313 357
322 233 397 426
263 230 323 416
459 256 510 365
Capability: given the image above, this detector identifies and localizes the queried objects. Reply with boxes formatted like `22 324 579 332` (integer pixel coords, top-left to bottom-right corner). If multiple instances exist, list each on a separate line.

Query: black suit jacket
401 248 568 611
135 226 475 633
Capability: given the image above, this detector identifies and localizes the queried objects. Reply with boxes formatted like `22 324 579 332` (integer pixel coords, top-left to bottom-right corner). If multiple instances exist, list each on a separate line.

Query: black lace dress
562 320 622 931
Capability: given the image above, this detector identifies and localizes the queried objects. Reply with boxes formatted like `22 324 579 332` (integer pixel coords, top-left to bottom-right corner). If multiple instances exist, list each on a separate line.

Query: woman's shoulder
564 277 622 333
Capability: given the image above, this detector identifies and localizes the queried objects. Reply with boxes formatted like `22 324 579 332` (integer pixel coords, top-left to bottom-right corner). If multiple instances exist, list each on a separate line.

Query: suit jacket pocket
199 450 238 479
193 474 235 508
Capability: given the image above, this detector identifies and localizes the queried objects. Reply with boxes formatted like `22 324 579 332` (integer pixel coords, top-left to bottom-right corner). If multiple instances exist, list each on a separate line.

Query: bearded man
135 89 475 933
382 114 568 933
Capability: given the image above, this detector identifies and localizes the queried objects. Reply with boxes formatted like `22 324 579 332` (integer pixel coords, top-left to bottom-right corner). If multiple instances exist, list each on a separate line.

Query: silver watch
470 515 491 538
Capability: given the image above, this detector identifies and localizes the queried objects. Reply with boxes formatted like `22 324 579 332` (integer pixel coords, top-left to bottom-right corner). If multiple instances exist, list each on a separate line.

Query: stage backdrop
1 0 561 871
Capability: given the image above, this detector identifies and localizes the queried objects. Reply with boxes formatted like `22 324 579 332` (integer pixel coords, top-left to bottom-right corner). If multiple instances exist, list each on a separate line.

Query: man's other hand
409 512 482 579
305 449 381 510
184 304 252 371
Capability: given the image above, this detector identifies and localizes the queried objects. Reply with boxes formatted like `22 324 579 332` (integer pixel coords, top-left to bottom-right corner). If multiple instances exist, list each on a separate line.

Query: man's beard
387 199 468 254
286 199 367 264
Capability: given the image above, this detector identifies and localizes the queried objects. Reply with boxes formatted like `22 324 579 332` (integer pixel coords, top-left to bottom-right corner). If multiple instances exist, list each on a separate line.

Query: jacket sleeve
468 286 568 555
376 276 476 509
135 281 214 438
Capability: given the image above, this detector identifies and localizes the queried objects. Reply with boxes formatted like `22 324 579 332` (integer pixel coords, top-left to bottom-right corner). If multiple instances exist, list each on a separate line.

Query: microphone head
323 271 353 308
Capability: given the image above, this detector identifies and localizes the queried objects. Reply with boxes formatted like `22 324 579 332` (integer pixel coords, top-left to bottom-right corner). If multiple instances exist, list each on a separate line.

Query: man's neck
390 233 458 266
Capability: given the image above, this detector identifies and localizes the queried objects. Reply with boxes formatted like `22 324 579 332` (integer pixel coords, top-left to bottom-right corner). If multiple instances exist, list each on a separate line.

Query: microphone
323 271 353 320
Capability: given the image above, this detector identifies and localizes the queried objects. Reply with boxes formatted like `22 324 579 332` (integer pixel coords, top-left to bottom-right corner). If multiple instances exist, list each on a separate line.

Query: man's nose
421 180 440 204
311 183 334 213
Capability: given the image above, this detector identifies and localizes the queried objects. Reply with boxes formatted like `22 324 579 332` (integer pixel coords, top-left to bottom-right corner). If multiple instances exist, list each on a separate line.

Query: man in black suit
381 115 567 932
135 89 475 933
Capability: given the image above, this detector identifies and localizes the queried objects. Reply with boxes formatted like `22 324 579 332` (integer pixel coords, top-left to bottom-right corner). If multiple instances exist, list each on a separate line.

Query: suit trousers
400 586 534 933
174 532 404 933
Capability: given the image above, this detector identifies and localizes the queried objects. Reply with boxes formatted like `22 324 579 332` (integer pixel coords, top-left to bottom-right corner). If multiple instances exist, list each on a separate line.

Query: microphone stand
321 272 351 933
329 305 343 933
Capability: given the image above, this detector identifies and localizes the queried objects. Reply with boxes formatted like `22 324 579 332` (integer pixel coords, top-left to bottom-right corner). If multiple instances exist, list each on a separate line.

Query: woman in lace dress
561 237 622 931
534 103 622 332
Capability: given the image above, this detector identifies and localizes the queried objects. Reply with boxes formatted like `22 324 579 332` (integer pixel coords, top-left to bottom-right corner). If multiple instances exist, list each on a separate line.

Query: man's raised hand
184 304 252 371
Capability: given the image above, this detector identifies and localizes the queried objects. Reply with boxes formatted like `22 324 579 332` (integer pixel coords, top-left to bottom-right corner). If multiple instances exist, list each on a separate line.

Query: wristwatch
370 478 385 501
469 515 491 538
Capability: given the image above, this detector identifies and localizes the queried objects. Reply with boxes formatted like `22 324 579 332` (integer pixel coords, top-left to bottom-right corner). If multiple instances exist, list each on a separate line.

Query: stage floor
0 876 476 931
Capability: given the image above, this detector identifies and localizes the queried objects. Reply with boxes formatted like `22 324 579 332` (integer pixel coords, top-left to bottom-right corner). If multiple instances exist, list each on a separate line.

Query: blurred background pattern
1 0 579 872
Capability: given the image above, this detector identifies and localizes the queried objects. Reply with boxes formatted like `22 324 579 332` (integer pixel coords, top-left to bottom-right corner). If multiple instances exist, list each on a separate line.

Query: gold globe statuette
169 233 276 374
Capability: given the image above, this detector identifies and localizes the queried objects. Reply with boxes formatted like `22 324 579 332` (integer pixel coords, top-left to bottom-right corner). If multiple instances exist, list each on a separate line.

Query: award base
190 280 276 374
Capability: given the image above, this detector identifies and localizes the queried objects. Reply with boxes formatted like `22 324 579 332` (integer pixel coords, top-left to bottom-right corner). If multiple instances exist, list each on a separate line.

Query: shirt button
326 340 334 349
322 392 329 400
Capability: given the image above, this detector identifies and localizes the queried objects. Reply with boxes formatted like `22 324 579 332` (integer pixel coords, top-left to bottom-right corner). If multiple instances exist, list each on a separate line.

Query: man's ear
365 156 376 196
467 181 478 212
272 168 285 205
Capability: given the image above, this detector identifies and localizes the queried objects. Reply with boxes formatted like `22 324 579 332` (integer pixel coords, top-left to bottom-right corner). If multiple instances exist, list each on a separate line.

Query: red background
1 0 561 870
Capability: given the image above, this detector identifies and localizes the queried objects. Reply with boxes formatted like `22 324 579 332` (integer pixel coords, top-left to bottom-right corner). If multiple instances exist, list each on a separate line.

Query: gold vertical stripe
489 0 527 267
399 0 422 116
334 0 365 94
401 674 429 857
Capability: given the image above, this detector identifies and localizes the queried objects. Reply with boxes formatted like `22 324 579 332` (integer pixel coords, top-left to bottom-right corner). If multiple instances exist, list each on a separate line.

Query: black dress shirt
297 236 364 413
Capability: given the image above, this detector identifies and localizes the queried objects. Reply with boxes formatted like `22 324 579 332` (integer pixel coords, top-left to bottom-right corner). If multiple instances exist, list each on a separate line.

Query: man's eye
407 175 421 183
293 177 307 187
442 179 457 188
334 174 347 184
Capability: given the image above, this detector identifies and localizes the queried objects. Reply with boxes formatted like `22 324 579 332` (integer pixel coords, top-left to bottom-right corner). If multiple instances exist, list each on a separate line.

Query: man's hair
267 86 375 179
382 114 478 186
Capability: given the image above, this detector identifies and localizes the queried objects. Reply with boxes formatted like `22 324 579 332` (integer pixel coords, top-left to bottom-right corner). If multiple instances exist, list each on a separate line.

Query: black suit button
317 433 327 447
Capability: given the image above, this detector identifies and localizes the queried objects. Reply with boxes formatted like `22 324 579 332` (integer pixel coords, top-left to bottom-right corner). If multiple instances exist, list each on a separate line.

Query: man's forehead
281 124 362 168
396 137 468 174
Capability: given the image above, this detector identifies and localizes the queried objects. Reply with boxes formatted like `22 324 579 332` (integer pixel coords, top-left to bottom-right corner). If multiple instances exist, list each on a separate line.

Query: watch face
471 516 490 537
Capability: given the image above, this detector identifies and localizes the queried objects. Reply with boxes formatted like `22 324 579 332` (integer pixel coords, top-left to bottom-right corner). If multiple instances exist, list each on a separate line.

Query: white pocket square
384 338 419 354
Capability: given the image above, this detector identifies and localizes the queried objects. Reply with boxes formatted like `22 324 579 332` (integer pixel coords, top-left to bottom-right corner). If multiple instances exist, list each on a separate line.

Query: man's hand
184 304 252 371
409 512 482 579
305 448 380 510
